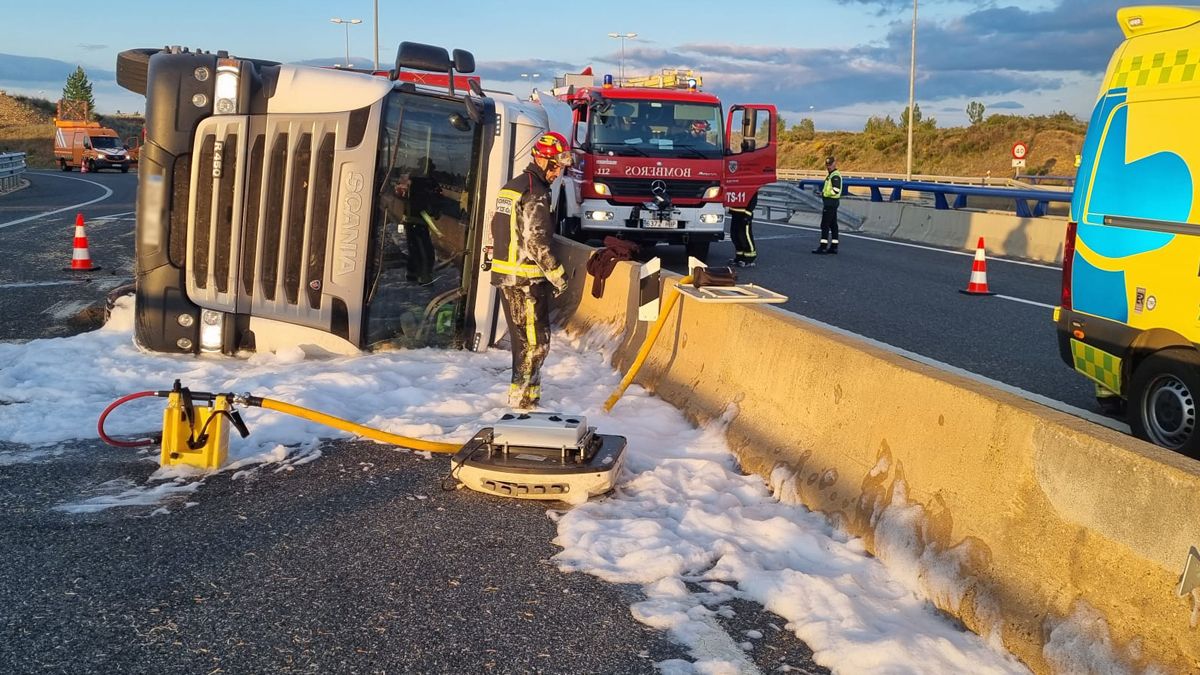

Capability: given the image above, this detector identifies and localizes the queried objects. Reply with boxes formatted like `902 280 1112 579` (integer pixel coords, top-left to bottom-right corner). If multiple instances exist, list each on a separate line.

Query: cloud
574 0 1120 125
988 100 1025 110
77 44 108 52
473 59 581 82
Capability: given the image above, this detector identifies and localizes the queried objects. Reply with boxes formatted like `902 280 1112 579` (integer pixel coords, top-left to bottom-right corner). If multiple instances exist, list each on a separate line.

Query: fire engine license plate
645 217 676 229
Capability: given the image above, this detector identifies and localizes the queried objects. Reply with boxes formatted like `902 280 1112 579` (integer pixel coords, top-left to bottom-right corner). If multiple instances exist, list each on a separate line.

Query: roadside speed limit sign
1012 142 1028 160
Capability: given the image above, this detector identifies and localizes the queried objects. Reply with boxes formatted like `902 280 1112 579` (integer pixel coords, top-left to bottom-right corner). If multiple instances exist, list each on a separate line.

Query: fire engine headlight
702 185 721 199
199 309 224 353
700 213 724 224
593 182 611 196
586 210 615 221
213 59 240 115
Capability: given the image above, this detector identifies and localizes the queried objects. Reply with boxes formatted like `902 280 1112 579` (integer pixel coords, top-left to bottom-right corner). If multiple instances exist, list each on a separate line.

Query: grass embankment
0 93 143 169
778 113 1087 178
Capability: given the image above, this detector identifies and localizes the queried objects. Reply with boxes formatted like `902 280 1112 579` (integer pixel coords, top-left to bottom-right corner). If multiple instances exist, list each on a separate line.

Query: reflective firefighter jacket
490 162 566 287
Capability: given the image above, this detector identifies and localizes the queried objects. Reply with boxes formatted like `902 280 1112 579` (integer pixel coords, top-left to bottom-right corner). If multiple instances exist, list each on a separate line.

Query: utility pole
905 0 918 181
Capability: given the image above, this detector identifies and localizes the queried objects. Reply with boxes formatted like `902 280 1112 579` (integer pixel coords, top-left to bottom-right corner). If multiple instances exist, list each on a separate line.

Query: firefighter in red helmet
490 131 573 409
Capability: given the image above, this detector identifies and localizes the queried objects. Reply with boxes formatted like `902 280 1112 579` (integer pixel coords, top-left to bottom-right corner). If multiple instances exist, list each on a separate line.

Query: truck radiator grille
601 178 717 200
188 117 337 327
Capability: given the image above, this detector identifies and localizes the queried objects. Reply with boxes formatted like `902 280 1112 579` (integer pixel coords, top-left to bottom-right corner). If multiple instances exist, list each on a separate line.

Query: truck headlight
213 58 240 115
593 182 611 196
199 309 224 352
702 185 721 199
700 213 724 224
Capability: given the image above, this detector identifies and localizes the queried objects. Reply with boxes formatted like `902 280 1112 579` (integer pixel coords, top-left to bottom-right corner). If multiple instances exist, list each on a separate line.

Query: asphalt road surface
671 211 1099 415
0 172 832 674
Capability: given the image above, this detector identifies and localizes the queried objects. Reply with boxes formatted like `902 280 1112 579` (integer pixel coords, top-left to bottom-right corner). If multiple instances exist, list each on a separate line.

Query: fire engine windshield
363 91 481 349
591 100 723 159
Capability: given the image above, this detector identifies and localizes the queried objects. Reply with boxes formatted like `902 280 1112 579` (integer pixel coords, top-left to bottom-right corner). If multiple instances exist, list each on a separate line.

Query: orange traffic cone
65 213 101 272
959 237 994 295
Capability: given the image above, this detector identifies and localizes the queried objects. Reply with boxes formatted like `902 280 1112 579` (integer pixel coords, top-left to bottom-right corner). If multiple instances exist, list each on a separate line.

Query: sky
0 0 1126 130
0 0 1123 130
0 296 1130 673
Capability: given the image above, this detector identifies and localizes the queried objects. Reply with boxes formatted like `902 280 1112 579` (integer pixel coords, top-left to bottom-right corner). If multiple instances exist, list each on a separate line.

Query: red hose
97 391 159 448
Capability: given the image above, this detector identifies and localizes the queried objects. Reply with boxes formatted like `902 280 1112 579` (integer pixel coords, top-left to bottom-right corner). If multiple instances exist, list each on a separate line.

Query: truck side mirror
741 139 756 152
83 142 92 149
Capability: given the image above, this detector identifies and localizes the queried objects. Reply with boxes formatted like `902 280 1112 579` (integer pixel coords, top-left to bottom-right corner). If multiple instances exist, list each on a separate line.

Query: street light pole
607 32 637 84
330 17 363 68
905 0 918 181
373 0 379 71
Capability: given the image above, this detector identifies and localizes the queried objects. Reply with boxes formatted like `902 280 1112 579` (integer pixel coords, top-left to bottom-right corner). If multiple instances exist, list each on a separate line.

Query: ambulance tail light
1060 220 1077 311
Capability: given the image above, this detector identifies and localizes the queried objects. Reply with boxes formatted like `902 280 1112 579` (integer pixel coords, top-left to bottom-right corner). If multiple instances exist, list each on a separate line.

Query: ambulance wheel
685 240 710 262
60 159 71 172
1128 348 1200 457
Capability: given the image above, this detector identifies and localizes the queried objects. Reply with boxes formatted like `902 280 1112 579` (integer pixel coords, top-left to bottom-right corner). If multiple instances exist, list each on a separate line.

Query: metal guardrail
0 152 27 193
781 176 1073 218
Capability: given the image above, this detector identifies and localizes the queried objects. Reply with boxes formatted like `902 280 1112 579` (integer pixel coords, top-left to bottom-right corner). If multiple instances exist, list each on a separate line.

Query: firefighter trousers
500 283 552 408
730 207 757 263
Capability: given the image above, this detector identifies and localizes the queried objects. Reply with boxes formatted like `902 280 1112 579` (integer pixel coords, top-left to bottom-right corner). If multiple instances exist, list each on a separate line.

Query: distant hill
779 112 1087 178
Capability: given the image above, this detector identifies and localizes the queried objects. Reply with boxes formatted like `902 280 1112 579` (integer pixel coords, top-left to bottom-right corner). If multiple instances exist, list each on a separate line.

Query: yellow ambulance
1056 6 1200 456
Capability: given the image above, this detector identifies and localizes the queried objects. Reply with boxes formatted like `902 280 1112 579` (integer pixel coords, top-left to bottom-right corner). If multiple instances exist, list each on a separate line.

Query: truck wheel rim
1144 374 1195 449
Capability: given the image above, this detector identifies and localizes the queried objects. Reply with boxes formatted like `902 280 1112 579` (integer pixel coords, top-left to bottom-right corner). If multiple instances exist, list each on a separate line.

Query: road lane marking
760 219 1061 271
0 173 115 230
996 294 1055 310
0 281 86 289
769 306 1131 434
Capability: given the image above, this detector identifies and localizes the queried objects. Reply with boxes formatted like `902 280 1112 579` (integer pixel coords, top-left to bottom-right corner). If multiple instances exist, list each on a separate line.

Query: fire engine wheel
1128 348 1200 457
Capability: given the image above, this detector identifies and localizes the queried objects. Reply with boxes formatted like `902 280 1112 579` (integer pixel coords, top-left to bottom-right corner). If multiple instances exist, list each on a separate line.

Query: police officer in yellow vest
813 156 842 255
490 132 572 409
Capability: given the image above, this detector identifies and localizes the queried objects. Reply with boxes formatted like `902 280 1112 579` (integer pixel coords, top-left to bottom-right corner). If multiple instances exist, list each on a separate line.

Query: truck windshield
363 90 481 348
90 136 123 150
591 100 723 159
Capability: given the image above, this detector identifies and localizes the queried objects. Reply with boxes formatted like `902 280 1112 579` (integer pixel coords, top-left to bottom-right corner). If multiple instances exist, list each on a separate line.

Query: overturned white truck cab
117 42 565 355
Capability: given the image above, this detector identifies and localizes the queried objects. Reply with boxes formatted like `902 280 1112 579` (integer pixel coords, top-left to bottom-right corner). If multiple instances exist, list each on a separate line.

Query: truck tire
1128 348 1200 457
685 240 710 262
116 48 159 96
60 160 71 172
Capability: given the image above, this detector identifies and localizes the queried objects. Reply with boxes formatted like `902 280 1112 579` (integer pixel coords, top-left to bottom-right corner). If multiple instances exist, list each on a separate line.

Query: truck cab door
723 104 777 210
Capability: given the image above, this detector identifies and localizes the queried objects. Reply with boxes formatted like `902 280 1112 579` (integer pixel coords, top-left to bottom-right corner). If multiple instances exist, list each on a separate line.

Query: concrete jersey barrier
553 237 1200 674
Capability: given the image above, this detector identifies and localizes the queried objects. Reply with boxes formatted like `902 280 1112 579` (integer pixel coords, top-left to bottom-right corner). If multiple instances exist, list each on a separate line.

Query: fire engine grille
601 178 717 200
187 117 337 326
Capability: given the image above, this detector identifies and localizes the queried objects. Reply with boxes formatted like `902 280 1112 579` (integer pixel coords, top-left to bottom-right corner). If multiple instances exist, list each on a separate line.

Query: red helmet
532 131 573 166
690 120 710 133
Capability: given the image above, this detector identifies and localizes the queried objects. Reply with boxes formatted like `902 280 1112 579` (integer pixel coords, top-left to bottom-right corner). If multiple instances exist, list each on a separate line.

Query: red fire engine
548 69 776 261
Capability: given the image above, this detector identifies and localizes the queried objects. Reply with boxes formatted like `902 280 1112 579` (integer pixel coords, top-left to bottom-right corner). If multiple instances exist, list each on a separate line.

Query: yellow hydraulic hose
259 398 461 454
603 275 693 411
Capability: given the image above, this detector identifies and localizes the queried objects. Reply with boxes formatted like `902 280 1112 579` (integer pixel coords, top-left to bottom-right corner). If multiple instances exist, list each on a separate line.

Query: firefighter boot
828 243 838 255
811 243 828 255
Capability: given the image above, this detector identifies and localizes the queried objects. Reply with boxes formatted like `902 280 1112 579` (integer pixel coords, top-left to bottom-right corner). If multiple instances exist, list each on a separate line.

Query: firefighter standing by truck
491 132 572 409
813 156 842 255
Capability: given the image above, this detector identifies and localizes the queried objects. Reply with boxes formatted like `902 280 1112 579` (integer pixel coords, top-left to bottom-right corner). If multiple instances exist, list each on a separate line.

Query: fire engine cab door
723 104 777 211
